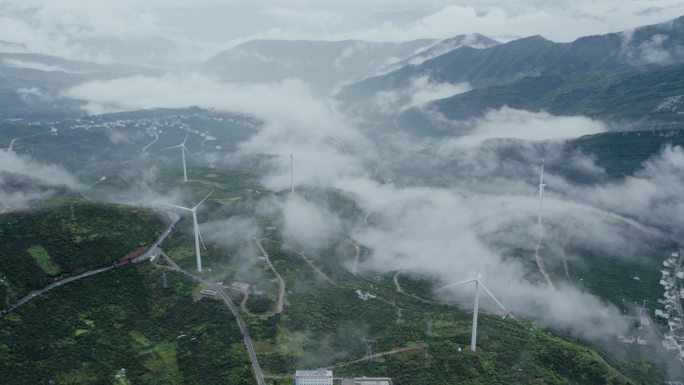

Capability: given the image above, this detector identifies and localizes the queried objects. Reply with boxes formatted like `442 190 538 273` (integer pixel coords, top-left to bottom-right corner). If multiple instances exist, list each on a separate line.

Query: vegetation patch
276 325 306 356
26 245 61 275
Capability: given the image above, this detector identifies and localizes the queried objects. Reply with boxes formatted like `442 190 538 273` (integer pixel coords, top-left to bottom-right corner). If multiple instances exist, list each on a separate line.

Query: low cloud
569 145 684 239
374 76 471 113
0 150 82 188
3 58 81 73
338 179 630 341
281 195 343 251
436 107 607 150
0 150 83 210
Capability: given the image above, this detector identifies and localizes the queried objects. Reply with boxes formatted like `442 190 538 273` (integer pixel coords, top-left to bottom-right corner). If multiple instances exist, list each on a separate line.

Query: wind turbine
165 133 192 182
289 152 294 194
533 159 555 288
537 159 546 226
434 274 515 352
164 192 212 272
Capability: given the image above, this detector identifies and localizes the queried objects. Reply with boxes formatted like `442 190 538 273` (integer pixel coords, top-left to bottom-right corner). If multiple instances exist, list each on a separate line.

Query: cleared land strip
255 238 285 314
330 345 426 368
260 238 338 286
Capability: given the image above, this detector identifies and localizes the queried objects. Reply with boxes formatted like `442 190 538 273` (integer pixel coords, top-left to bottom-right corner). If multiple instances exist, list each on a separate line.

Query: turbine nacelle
165 133 193 182
435 275 515 352
434 277 513 318
163 192 213 272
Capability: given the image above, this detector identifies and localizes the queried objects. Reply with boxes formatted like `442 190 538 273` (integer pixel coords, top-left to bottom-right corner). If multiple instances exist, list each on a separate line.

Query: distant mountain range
379 33 499 73
342 15 684 128
201 35 497 91
202 39 435 90
5 15 684 128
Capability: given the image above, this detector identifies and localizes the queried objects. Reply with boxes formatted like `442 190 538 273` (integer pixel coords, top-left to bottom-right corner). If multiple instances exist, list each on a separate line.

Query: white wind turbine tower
165 133 192 182
537 159 546 226
289 152 294 194
434 274 515 352
533 159 555 289
164 192 212 272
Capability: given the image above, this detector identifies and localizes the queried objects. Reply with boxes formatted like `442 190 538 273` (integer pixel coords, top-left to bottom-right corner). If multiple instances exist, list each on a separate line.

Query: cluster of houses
70 109 257 135
656 250 684 362
617 334 648 345
72 114 191 132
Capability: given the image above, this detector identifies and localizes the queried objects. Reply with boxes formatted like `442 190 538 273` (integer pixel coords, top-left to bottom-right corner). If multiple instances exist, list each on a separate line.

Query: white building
663 337 679 351
618 335 635 344
655 309 670 319
295 369 333 385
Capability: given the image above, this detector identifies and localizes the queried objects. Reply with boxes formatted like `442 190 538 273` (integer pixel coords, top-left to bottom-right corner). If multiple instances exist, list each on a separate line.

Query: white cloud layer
1 1 683 65
437 107 607 149
374 76 472 112
0 150 83 210
0 150 82 187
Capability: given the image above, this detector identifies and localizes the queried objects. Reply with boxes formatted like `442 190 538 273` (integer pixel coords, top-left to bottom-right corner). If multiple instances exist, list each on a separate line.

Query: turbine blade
433 278 477 292
183 145 196 159
164 145 183 150
194 191 213 210
477 280 516 319
182 132 189 145
163 203 193 212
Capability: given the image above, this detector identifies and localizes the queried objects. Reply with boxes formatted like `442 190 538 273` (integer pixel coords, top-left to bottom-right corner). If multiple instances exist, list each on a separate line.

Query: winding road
156 250 266 385
393 271 404 293
6 129 55 152
2 266 114 314
7 137 19 152
142 127 159 152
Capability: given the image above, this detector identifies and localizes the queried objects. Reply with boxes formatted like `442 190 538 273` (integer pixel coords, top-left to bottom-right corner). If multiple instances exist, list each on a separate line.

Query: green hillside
0 197 164 307
0 186 670 384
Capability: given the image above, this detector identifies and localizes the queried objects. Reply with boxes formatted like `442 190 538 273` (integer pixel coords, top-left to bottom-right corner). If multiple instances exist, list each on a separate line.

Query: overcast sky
1 0 684 63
